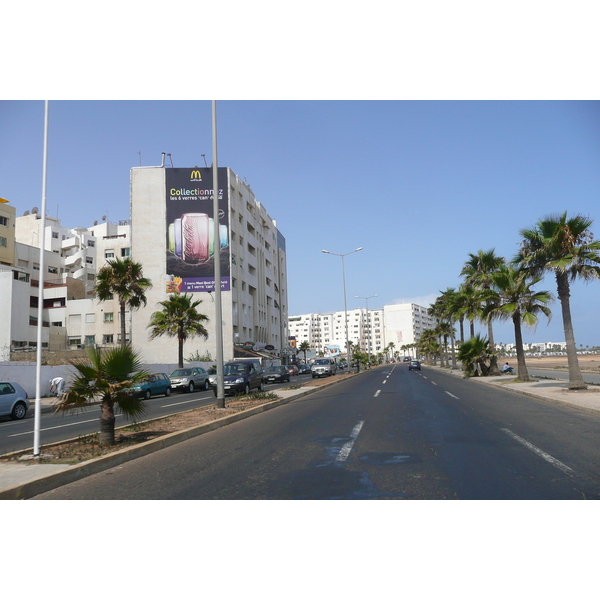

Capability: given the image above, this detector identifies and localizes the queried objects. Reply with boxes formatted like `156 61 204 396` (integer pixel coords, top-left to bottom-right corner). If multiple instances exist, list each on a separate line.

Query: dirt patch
518 354 600 372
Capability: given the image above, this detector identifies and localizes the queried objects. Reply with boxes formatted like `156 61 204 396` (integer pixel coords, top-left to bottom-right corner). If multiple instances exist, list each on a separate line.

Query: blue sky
1 99 599 347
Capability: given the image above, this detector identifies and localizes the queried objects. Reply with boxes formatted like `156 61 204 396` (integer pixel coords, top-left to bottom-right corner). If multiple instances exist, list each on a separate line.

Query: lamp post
356 294 378 368
322 247 362 365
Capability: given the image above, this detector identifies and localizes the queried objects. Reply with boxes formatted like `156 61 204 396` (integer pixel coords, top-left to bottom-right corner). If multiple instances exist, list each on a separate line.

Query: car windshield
171 369 192 377
314 359 329 365
267 366 285 373
224 364 248 375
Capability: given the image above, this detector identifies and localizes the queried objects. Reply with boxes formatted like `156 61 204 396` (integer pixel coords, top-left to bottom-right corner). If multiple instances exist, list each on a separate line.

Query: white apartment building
130 166 289 365
0 201 133 359
289 302 435 359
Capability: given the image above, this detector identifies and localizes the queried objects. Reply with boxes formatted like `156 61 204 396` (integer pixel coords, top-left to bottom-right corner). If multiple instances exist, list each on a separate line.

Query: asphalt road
34 364 600 500
0 374 311 455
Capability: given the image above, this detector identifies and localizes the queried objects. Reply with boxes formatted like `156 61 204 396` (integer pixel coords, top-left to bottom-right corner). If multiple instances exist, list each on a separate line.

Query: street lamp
322 247 363 365
356 294 378 368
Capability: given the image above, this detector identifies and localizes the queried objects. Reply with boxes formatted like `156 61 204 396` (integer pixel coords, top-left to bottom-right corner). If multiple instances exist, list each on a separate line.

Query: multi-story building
0 202 133 359
289 302 435 359
129 166 289 365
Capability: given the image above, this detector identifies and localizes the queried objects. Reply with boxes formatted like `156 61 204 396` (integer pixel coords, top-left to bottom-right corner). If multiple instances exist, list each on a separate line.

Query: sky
2 100 600 347
5 0 600 581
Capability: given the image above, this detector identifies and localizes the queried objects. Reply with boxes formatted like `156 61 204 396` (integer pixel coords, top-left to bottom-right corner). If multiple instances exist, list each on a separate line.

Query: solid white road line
9 416 99 437
336 421 365 462
501 428 574 475
162 398 202 408
446 392 459 399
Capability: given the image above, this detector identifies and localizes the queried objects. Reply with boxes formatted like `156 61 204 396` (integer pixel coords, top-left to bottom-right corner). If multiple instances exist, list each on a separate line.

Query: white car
0 381 30 420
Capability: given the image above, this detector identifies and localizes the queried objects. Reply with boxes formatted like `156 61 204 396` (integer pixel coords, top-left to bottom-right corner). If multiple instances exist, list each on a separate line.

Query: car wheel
144 389 152 399
165 387 171 397
10 401 27 420
204 380 210 390
188 381 195 393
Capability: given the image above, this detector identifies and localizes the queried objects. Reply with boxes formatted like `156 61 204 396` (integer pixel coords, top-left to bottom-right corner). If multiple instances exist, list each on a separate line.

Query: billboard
165 167 230 293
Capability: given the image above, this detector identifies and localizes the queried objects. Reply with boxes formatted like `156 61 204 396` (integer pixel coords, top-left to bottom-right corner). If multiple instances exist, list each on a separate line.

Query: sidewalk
3 369 600 499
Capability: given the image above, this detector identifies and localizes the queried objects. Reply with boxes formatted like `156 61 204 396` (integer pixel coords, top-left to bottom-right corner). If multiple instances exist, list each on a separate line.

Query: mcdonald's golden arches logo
190 170 202 180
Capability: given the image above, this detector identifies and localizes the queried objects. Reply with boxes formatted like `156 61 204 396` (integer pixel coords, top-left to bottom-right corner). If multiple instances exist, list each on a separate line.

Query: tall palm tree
298 340 311 363
455 283 482 340
461 249 506 375
148 293 210 368
95 258 152 348
516 212 600 390
418 328 439 364
484 266 553 382
56 346 150 445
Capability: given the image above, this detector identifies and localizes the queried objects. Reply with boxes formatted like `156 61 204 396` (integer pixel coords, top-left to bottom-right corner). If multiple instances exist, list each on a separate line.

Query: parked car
298 363 312 375
287 364 299 376
213 361 264 396
169 367 210 392
0 381 29 420
128 373 172 399
403 356 412 362
311 358 337 378
338 361 348 370
408 360 421 371
263 366 291 384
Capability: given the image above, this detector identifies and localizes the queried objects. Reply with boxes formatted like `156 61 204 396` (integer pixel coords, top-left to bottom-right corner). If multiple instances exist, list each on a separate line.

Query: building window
0 216 8 226
105 251 115 258
48 266 58 274
52 231 59 239
0 237 7 247
87 240 95 247
121 247 130 257
103 334 114 344
85 335 96 346
104 312 114 322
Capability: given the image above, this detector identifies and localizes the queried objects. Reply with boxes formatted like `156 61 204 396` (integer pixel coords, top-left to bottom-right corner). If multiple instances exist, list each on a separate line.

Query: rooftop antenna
201 154 208 167
138 151 142 166
167 153 174 167
161 152 166 167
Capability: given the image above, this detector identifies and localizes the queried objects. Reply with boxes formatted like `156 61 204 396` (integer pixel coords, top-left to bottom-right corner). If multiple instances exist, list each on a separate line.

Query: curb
0 372 358 500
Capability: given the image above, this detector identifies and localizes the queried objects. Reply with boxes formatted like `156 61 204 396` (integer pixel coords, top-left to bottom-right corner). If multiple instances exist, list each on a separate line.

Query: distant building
288 302 435 358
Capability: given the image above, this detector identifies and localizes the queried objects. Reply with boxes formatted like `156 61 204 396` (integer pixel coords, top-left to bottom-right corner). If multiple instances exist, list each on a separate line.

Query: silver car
0 381 30 420
169 367 211 392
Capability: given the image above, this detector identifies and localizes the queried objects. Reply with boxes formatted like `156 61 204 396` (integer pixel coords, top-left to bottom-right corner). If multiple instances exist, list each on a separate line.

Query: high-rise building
130 166 289 365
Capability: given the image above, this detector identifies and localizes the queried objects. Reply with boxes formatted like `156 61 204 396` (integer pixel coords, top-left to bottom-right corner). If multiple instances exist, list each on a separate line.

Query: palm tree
456 334 493 377
455 283 482 340
56 346 150 445
298 340 311 363
418 328 439 364
484 266 552 382
95 258 152 348
461 249 506 375
516 212 600 390
148 293 210 368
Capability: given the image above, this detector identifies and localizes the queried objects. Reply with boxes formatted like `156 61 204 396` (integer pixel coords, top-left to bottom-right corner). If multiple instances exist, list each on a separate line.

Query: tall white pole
33 101 49 456
212 101 225 408
322 247 362 363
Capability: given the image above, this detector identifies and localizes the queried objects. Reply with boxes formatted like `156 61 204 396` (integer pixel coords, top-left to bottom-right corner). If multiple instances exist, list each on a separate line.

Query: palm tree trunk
469 320 475 339
459 318 465 344
120 301 127 348
99 397 116 445
178 323 185 368
513 312 530 382
487 318 501 376
556 273 586 390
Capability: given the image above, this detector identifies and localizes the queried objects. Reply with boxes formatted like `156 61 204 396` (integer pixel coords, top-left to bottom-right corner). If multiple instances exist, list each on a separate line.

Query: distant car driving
263 366 291 384
311 358 337 378
298 363 312 375
408 360 421 371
